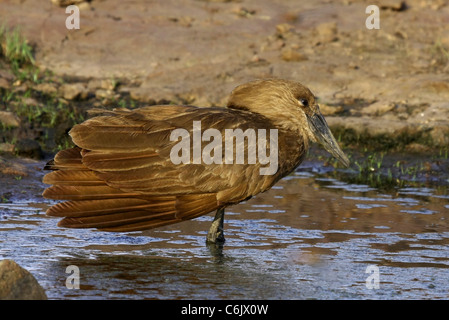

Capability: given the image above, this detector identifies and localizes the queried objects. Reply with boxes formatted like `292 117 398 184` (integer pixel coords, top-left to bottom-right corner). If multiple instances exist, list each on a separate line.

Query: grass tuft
0 24 35 68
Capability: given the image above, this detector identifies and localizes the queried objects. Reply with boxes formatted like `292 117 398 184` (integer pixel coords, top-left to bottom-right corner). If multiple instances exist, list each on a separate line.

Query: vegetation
0 26 143 153
310 144 449 191
0 26 448 189
0 24 35 68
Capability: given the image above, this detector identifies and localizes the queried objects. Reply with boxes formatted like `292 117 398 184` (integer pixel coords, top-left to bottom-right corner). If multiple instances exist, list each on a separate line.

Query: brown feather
42 79 325 233
42 185 142 200
57 210 178 229
43 170 105 186
82 150 160 171
46 198 175 217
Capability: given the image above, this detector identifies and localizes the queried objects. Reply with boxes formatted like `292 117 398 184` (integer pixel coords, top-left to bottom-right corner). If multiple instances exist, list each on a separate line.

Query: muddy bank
1 0 449 158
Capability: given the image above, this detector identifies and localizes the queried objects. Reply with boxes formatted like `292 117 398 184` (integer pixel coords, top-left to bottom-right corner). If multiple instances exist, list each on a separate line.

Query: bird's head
227 78 349 167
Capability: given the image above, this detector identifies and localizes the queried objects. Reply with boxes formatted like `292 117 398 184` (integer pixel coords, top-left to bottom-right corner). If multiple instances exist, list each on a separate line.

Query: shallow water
1 160 449 300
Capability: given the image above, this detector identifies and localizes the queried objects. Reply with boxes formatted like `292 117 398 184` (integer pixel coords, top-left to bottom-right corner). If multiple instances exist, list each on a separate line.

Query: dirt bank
1 0 449 159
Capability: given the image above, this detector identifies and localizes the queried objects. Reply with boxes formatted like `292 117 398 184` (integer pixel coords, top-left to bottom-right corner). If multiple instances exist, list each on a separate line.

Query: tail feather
43 146 220 232
46 198 176 218
43 185 142 200
43 170 105 186
57 210 178 229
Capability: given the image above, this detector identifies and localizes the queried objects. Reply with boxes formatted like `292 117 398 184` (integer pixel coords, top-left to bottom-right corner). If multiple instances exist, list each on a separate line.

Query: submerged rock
0 260 47 300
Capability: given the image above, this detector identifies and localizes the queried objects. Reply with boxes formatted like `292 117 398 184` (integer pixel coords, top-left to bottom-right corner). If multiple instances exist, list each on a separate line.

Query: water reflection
0 163 448 299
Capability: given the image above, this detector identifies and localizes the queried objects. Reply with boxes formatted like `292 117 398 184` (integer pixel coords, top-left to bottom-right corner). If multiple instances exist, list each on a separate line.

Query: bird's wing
43 105 281 231
71 106 279 201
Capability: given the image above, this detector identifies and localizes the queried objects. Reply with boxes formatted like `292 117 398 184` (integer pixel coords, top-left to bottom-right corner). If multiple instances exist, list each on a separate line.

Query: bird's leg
206 207 225 244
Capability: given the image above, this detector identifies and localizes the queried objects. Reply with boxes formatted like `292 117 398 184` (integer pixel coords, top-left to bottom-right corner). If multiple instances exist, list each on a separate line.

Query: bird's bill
307 110 350 167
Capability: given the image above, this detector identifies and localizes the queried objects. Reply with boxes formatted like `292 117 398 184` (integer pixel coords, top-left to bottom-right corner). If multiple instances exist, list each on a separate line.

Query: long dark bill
307 110 350 167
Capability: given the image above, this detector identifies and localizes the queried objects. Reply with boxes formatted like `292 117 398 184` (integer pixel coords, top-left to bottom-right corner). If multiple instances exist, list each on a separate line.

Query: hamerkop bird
42 79 349 244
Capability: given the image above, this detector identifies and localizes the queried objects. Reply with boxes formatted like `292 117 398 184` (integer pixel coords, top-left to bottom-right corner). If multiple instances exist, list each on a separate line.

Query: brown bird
42 79 349 244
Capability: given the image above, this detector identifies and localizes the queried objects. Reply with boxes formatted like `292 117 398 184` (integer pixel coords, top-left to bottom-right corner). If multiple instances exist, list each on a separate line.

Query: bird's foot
206 221 225 244
206 208 225 245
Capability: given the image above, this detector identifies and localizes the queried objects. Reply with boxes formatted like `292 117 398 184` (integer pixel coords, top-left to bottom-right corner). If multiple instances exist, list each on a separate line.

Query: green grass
0 24 35 68
354 152 384 174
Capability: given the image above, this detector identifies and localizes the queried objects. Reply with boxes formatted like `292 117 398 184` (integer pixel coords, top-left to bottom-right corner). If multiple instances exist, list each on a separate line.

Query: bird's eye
299 98 309 107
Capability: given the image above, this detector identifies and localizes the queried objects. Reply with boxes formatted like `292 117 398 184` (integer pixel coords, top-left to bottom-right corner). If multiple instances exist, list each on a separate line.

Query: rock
94 88 115 100
319 104 343 116
276 23 294 35
100 79 117 91
380 0 407 11
0 143 15 153
314 22 338 43
51 0 86 6
0 111 20 128
87 78 117 91
0 260 47 300
77 1 91 10
22 97 42 107
281 48 308 62
360 101 395 116
34 82 58 95
60 83 87 100
0 157 28 176
0 77 10 90
14 139 43 159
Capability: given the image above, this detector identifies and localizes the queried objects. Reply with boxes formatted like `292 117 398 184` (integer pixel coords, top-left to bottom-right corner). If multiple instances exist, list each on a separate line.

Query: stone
314 22 338 43
360 101 395 116
87 78 117 91
276 23 294 35
0 157 28 176
0 260 47 300
0 111 20 128
100 79 117 91
0 77 10 90
60 83 87 100
319 104 343 116
380 0 407 11
22 97 41 107
281 48 308 62
34 82 58 95
0 143 15 153
94 89 115 99
51 0 86 6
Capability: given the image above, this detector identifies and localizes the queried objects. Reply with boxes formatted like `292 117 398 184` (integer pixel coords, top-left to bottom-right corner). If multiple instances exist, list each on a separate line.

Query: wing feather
42 105 293 231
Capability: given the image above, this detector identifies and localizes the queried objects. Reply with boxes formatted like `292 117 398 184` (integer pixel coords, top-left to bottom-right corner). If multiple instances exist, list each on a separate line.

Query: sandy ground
1 0 449 152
